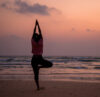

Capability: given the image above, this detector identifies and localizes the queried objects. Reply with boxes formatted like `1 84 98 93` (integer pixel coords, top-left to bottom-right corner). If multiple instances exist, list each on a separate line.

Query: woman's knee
34 75 39 80
34 70 39 80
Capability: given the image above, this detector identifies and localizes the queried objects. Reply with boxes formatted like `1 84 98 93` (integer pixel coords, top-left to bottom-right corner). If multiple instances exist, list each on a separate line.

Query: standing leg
33 66 40 90
31 57 40 90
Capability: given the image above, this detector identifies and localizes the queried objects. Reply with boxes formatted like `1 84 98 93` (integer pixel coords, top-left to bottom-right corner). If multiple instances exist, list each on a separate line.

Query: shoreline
0 79 100 83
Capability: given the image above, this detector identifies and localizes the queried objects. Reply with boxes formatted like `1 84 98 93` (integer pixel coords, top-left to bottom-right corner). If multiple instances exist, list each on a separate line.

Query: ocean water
0 56 100 82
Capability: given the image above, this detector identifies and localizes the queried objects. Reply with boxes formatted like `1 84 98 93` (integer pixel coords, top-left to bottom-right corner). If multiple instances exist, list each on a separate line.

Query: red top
31 38 43 55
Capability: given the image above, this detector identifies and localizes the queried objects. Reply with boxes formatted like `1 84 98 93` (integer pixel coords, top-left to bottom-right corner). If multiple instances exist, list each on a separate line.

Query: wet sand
0 80 100 97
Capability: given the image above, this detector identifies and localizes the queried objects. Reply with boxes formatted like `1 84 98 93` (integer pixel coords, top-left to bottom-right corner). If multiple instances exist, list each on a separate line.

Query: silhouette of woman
31 20 53 90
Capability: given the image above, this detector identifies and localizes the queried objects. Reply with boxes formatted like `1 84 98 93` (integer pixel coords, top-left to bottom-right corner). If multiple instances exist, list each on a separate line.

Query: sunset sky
0 0 100 56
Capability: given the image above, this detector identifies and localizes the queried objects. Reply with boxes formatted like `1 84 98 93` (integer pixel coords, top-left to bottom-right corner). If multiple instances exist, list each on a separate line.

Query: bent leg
39 58 53 68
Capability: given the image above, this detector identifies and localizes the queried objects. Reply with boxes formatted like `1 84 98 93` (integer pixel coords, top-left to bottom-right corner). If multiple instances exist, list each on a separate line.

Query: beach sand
0 80 100 97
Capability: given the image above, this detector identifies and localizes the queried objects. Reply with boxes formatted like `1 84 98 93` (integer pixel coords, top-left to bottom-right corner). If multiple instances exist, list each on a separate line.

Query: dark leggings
31 55 53 89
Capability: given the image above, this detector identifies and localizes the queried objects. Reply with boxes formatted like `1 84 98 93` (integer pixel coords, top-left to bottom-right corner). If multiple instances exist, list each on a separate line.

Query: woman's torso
31 38 43 55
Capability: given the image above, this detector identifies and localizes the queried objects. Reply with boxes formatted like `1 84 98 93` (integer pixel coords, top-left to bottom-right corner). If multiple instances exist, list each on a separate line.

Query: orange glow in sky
0 0 100 56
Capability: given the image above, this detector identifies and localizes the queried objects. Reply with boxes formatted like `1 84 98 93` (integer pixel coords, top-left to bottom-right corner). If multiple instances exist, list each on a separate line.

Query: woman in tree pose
31 20 53 90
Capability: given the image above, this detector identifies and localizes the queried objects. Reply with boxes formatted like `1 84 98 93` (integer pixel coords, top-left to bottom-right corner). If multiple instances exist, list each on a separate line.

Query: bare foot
37 87 45 91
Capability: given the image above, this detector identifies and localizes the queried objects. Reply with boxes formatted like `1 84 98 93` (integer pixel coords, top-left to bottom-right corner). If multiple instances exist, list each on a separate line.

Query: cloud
86 28 91 32
86 28 96 32
71 28 75 32
0 0 60 15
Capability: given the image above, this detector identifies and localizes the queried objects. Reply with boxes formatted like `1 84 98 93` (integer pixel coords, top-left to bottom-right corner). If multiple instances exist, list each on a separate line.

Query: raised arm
32 20 37 39
37 20 42 38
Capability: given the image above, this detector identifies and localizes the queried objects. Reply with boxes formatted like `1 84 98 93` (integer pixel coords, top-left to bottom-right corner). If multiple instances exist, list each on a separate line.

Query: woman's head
33 33 42 42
